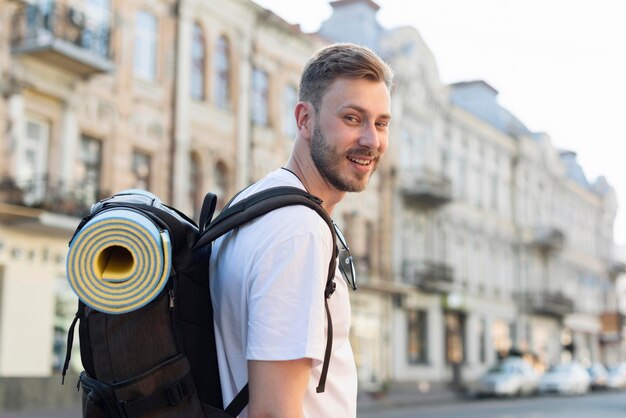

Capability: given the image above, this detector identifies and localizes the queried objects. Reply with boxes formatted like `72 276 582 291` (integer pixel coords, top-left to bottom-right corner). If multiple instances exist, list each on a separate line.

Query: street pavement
2 405 81 418
1 385 459 417
2 388 624 417
357 383 462 414
359 390 626 418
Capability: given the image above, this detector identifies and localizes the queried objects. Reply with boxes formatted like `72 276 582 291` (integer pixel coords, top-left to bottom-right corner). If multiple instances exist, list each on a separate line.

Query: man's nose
358 122 381 150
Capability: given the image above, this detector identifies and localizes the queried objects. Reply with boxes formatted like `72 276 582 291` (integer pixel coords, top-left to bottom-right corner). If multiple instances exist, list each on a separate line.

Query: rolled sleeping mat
66 204 172 314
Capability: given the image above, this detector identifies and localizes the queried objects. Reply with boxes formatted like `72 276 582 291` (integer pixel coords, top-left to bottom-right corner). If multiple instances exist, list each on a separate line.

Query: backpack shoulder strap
60 302 82 385
195 187 327 247
198 193 217 233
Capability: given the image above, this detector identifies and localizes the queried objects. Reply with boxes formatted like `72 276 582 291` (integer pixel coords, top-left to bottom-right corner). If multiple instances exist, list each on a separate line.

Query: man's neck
283 158 344 215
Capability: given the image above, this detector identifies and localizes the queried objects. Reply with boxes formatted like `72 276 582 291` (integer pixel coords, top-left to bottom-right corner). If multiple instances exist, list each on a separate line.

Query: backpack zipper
168 289 175 310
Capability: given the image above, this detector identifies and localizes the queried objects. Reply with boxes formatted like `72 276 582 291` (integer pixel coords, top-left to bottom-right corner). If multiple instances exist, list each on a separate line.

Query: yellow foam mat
66 208 172 314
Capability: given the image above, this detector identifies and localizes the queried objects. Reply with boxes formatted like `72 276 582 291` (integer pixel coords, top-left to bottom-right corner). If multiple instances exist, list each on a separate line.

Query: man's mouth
348 157 372 166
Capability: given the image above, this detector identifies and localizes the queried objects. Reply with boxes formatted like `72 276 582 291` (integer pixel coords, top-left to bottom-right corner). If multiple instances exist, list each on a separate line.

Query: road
2 390 624 417
359 391 626 418
1 405 81 418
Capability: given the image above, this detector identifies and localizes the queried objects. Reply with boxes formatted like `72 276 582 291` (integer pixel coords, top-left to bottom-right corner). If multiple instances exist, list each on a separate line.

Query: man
210 42 393 417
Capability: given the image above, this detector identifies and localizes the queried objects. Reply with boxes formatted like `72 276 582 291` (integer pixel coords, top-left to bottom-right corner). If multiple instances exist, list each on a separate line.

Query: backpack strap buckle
165 380 188 406
118 372 195 417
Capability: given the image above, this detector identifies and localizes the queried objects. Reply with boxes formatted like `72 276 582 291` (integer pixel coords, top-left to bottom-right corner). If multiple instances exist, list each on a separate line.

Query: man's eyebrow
341 105 392 119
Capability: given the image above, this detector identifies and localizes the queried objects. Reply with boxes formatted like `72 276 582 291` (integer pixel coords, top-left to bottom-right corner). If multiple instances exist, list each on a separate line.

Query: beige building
1 0 179 375
171 0 326 217
0 0 390 394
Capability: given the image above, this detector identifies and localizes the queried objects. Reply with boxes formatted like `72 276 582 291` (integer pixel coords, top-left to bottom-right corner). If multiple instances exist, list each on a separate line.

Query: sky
253 0 626 244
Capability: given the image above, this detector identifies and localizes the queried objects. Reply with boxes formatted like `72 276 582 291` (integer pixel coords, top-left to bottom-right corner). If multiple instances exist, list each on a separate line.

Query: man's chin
319 163 374 192
336 175 370 193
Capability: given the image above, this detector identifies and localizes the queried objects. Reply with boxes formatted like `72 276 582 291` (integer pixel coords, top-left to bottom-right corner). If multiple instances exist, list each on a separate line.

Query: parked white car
607 363 626 389
473 358 539 397
587 362 609 390
538 362 590 395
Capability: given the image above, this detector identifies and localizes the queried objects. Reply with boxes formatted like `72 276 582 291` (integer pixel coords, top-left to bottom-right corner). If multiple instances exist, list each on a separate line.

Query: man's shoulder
249 204 331 240
223 169 333 249
236 169 304 201
238 171 330 230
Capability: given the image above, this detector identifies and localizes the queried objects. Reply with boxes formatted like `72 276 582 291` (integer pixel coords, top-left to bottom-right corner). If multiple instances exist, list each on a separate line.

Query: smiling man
210 43 393 417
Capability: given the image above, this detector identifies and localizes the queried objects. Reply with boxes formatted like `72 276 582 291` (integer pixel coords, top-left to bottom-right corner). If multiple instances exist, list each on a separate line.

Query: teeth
349 157 370 165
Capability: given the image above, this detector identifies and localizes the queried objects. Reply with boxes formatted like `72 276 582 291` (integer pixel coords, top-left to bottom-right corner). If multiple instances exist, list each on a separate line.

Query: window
189 152 201 220
475 166 483 208
362 220 374 280
251 68 269 126
214 161 228 210
132 150 151 190
214 36 231 109
456 158 467 200
440 149 449 178
19 117 50 205
400 130 412 169
282 84 298 138
190 23 205 99
407 310 428 364
478 317 487 364
52 276 79 372
445 312 466 364
134 11 158 80
492 319 512 358
83 0 111 58
490 174 498 210
77 136 102 205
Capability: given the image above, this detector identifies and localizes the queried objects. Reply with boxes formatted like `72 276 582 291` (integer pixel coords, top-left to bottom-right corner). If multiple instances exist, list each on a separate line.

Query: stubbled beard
310 124 377 192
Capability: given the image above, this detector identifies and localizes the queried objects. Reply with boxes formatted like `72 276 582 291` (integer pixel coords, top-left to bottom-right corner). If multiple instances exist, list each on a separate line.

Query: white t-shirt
209 169 357 417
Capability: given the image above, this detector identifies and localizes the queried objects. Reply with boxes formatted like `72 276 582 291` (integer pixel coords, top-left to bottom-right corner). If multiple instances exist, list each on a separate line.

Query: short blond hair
299 43 394 110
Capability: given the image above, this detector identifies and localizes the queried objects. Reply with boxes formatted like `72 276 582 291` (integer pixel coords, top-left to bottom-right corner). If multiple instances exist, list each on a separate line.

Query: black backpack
62 186 337 417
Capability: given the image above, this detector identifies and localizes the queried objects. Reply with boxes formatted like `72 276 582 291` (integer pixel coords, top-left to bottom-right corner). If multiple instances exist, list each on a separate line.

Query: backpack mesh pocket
80 354 206 418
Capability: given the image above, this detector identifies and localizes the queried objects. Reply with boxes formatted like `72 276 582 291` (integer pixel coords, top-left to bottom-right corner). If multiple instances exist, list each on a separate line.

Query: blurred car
607 363 626 389
587 362 609 390
538 362 590 395
473 358 539 397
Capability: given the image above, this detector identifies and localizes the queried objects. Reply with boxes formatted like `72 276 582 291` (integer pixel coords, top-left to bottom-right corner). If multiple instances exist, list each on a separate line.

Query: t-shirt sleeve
245 214 332 364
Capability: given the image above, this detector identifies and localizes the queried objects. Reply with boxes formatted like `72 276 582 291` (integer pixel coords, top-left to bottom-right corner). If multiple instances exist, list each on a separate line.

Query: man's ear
295 102 314 140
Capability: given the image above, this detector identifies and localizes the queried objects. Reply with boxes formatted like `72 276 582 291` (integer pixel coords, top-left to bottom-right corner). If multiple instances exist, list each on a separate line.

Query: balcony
0 176 105 221
403 259 454 294
517 290 574 318
609 261 626 279
531 225 564 252
10 3 114 76
400 168 452 207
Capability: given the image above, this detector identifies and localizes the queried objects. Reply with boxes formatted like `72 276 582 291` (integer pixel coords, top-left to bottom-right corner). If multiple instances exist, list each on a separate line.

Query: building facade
0 0 623 398
318 0 623 390
1 0 183 375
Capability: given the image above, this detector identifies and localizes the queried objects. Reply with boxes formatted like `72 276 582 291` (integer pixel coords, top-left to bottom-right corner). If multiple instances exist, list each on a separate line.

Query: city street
2 390 625 417
359 391 626 418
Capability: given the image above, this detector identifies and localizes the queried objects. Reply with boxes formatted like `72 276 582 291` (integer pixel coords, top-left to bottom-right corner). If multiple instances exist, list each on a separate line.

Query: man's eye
344 115 358 123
